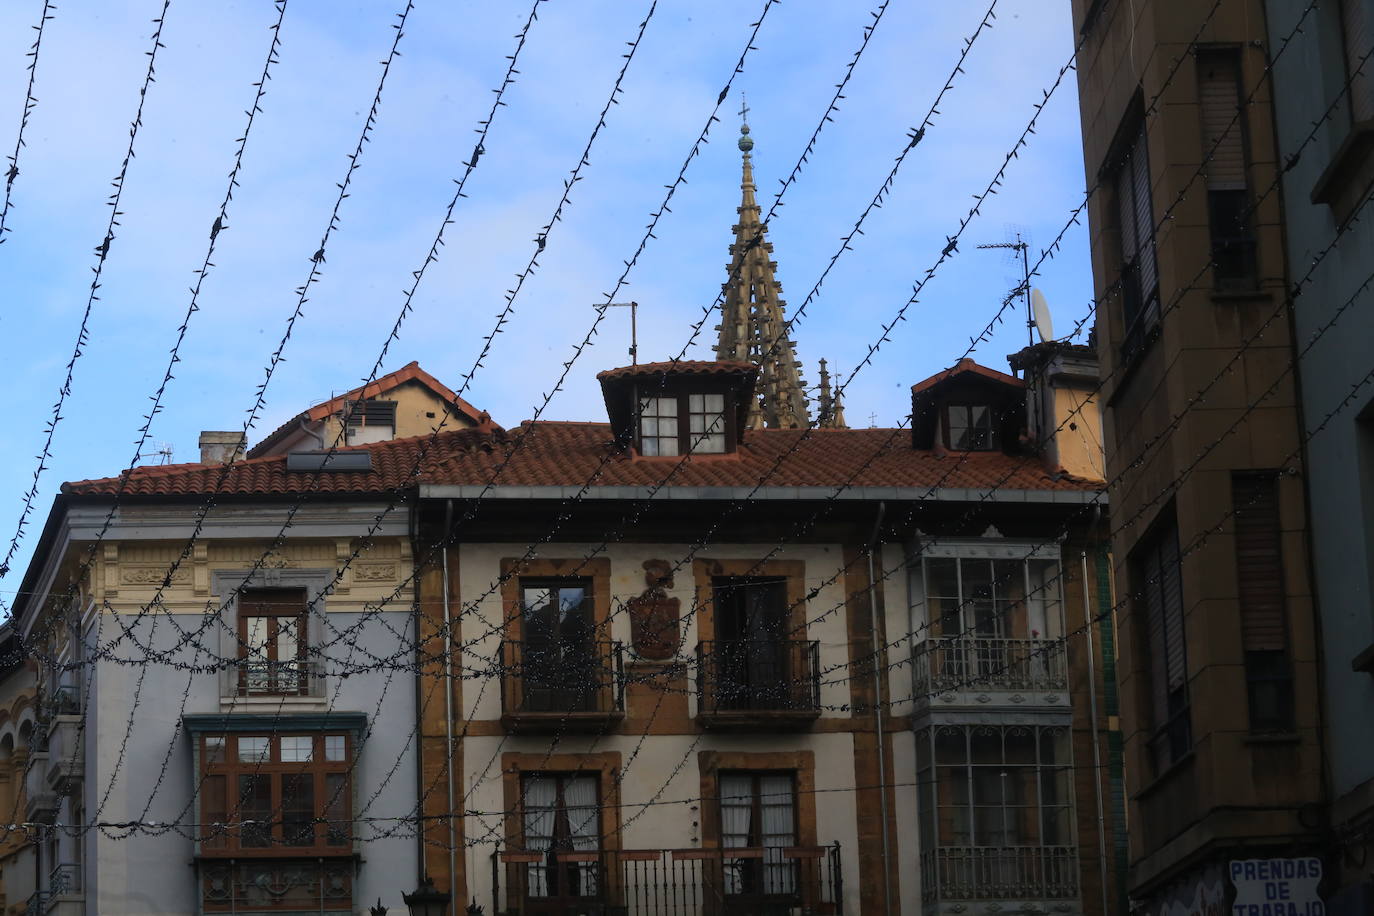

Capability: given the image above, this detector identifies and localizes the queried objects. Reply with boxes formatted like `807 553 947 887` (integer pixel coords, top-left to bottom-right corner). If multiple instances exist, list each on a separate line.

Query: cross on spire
738 93 750 126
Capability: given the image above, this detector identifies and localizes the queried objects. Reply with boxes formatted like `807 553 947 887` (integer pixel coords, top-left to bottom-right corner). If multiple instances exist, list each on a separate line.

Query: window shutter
1159 525 1186 692
1341 0 1374 121
1130 129 1158 300
1140 544 1170 728
1117 166 1138 265
1233 474 1287 651
1197 50 1247 190
343 399 397 427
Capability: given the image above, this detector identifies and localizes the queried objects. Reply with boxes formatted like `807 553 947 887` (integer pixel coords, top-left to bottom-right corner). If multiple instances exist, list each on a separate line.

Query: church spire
816 358 848 429
714 102 811 429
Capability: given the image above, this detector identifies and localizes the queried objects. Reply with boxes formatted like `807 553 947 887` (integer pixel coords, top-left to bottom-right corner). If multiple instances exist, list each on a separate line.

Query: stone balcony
43 716 83 796
23 751 55 823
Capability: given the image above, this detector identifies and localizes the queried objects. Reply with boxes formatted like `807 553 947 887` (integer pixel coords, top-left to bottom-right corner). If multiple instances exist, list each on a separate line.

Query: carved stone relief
627 559 680 661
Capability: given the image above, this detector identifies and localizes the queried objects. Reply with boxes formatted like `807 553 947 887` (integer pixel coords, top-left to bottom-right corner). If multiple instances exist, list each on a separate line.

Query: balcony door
237 588 308 696
714 577 788 710
719 772 799 910
521 580 597 713
521 773 600 916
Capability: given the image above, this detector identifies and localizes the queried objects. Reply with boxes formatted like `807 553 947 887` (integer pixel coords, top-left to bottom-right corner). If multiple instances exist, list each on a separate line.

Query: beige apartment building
1069 0 1326 912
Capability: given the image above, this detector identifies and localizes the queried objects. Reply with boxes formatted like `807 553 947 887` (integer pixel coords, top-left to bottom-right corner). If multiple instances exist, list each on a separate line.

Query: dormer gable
596 360 757 457
247 361 486 458
910 358 1026 453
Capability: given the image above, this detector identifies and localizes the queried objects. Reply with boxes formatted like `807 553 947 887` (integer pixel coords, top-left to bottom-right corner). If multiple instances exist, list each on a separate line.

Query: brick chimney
199 431 246 465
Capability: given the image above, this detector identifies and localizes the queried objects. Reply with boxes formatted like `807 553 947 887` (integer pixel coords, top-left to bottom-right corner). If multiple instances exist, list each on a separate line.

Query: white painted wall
85 605 418 914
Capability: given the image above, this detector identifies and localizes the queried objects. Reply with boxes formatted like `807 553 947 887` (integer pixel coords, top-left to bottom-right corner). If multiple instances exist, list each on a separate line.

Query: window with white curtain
719 772 798 897
521 773 600 900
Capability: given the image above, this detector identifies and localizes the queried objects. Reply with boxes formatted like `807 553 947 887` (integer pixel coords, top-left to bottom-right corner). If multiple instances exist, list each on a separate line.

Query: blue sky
0 0 1092 598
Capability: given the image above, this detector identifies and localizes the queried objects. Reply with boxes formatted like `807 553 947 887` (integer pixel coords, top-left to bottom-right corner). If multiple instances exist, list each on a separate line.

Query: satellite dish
1031 287 1054 342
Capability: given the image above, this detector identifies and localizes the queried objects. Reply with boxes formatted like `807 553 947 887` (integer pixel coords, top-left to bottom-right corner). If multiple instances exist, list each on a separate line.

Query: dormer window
945 404 1000 451
638 392 728 456
688 393 727 452
639 396 679 456
597 360 756 458
911 360 1025 454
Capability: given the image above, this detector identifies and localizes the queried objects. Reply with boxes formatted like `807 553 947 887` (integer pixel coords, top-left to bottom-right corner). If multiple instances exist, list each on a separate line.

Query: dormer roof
596 360 757 448
911 358 1025 394
910 358 1027 451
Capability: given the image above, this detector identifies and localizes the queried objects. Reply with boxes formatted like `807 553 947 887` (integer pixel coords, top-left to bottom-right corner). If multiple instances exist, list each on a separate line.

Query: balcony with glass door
912 551 1070 711
501 581 625 734
695 576 820 730
915 724 1082 916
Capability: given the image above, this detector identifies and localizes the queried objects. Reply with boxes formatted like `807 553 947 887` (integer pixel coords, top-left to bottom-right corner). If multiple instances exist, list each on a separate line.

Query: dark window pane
934 728 968 765
238 775 271 848
325 773 350 847
1246 649 1295 732
202 775 227 849
282 774 315 847
1208 189 1256 288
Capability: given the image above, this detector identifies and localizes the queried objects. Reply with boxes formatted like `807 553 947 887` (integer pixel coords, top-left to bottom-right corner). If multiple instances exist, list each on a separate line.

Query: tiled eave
418 484 1107 504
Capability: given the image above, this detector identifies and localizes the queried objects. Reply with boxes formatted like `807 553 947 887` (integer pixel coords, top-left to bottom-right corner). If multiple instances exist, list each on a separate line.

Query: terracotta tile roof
595 360 757 382
246 361 485 458
911 358 1024 393
63 423 1102 498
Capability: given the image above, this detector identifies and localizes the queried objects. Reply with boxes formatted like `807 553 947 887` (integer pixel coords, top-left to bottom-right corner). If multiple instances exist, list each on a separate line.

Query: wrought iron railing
695 640 820 717
919 845 1079 903
500 641 625 719
232 659 323 698
48 862 82 897
493 844 842 915
912 637 1067 694
24 891 47 916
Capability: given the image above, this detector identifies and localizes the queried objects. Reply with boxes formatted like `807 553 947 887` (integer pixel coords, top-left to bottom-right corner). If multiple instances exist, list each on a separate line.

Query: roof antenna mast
977 233 1033 347
604 301 638 365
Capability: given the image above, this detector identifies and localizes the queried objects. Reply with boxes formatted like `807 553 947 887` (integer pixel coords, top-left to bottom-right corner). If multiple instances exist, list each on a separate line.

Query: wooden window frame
500 751 622 858
237 589 310 697
717 769 800 845
198 732 353 857
699 750 818 850
941 402 1002 452
515 577 601 712
635 390 736 457
500 559 611 644
717 770 801 899
693 560 807 645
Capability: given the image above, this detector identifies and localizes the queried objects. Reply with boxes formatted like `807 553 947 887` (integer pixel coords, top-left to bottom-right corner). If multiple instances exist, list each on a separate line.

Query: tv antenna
603 301 639 365
154 442 175 465
977 232 1033 346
